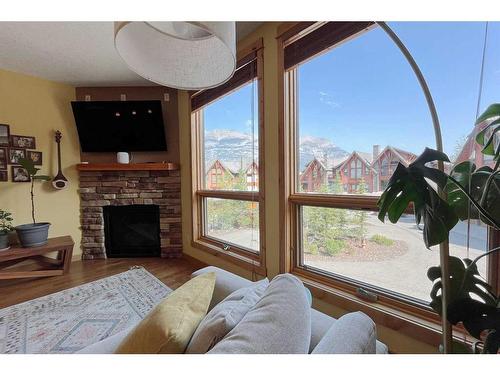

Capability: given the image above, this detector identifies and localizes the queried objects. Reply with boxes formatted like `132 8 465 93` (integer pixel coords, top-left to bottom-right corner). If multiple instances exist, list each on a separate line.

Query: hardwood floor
0 256 206 309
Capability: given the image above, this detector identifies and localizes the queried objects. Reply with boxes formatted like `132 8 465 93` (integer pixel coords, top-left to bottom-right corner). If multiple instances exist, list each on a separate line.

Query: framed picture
0 147 6 169
10 134 36 149
8 148 26 164
27 150 43 165
0 124 10 147
11 166 30 182
0 170 7 182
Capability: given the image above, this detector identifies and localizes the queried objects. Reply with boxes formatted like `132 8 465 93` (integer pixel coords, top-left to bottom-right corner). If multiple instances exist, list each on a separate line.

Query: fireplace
103 205 161 257
78 168 182 260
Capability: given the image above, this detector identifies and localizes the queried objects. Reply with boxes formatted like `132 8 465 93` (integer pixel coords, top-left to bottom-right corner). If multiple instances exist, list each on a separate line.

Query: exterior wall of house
245 162 259 191
335 154 374 193
299 159 327 192
372 148 416 192
206 160 230 190
206 160 260 191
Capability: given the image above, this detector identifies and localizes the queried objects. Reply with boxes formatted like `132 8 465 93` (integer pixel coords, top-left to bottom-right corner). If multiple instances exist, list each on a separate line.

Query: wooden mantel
76 162 179 171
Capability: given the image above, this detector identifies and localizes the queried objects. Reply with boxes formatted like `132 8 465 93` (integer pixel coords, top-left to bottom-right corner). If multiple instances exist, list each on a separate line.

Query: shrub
323 238 346 256
305 242 319 255
370 234 394 246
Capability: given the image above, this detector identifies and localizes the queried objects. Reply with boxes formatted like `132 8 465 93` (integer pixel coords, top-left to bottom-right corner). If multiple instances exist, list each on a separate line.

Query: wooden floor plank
0 256 206 309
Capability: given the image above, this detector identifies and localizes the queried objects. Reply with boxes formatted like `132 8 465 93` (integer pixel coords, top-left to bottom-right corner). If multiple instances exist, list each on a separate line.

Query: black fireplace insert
103 204 161 257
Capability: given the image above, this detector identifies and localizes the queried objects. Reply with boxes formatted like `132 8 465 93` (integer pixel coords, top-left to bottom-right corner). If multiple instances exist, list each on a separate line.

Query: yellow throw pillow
115 272 216 354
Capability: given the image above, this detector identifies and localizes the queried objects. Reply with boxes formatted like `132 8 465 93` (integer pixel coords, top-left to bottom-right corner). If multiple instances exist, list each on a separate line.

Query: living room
0 0 499 370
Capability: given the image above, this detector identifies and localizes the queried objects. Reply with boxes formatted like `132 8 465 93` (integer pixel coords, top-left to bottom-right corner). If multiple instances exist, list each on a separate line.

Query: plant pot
15 222 51 248
0 233 10 251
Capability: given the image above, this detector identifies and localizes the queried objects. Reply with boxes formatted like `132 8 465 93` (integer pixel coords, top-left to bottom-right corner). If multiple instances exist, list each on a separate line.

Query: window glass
296 22 500 196
202 81 259 191
205 198 259 252
294 22 499 301
301 206 487 302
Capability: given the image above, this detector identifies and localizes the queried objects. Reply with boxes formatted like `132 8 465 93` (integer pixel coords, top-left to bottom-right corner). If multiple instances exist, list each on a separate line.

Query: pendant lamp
114 22 236 90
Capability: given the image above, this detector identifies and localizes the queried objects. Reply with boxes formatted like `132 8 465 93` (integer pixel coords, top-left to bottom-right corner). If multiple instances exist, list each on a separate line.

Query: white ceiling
0 22 263 87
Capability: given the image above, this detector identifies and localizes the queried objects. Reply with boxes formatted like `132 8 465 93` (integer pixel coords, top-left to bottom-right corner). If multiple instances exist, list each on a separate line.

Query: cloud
319 91 340 108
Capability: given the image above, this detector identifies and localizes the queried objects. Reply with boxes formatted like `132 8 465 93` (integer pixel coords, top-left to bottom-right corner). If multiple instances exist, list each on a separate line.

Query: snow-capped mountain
204 130 258 170
298 135 349 170
204 130 348 171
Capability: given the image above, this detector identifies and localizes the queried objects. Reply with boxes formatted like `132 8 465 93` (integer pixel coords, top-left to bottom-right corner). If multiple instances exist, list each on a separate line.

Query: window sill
292 267 476 351
191 238 266 276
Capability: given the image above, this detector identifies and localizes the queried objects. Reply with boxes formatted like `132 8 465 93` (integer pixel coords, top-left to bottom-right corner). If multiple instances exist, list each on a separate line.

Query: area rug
0 267 172 354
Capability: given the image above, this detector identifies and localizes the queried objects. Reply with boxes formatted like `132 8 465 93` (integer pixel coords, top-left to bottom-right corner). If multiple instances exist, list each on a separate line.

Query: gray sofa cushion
208 274 311 354
75 327 133 354
192 266 388 354
186 278 269 354
192 266 254 311
312 312 377 354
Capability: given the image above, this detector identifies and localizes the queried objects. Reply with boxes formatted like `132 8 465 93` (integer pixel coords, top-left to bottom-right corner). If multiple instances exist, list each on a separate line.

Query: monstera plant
378 103 500 354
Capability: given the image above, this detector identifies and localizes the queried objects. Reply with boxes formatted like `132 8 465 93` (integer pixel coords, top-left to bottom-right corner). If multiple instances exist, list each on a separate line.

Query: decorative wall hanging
0 148 6 169
8 148 25 165
27 151 42 166
0 124 9 147
52 130 68 190
11 165 30 182
10 134 36 149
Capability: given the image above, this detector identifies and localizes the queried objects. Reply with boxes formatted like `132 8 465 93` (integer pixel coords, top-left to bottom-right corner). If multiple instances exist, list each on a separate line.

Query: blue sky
204 22 500 156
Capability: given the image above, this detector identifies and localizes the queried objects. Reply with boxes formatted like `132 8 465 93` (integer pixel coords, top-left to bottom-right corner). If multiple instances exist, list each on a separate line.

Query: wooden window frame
190 39 266 276
278 22 500 350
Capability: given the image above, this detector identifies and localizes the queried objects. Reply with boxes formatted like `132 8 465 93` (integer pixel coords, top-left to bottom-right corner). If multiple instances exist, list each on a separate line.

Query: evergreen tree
352 178 368 247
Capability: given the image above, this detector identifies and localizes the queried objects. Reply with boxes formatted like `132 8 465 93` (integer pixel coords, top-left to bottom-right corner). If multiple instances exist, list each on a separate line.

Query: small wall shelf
76 162 179 171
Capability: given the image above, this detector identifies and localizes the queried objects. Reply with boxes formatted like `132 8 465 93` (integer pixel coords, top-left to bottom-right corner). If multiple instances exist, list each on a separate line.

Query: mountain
298 135 349 170
204 130 349 171
204 130 258 170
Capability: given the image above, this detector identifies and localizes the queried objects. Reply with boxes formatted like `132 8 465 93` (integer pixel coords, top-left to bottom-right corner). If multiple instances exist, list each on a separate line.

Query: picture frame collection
0 124 42 182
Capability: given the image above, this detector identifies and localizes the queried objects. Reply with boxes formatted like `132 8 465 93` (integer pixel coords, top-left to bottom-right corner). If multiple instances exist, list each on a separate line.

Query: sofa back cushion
208 274 311 354
186 278 269 353
115 272 216 354
311 311 376 354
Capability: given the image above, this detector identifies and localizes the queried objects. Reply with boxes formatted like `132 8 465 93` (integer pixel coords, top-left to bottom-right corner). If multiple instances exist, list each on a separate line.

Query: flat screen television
71 100 167 152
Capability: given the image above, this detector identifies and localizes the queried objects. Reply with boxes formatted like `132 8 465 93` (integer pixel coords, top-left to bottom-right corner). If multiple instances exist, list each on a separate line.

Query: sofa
77 266 388 354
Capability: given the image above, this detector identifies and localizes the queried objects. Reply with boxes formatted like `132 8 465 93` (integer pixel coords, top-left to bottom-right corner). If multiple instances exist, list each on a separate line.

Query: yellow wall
0 69 81 256
178 23 436 353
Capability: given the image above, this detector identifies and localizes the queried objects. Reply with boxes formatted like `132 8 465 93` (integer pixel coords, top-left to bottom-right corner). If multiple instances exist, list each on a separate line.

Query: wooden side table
0 236 74 280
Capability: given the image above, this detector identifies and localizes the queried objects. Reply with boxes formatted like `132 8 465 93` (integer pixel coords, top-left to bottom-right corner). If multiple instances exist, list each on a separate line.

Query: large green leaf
428 256 497 316
378 148 458 248
33 175 51 181
476 118 500 159
445 162 500 227
17 157 38 176
447 298 500 354
475 103 500 125
17 158 52 181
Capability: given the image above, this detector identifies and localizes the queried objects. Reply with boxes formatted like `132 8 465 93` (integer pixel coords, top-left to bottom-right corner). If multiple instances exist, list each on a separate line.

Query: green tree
352 178 368 247
303 179 347 256
207 165 258 233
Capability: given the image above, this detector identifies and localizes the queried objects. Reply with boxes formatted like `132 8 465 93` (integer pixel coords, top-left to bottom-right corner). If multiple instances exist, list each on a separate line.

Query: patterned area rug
0 267 172 354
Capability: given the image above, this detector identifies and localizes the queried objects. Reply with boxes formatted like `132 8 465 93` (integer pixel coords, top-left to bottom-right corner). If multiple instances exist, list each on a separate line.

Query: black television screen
71 100 167 152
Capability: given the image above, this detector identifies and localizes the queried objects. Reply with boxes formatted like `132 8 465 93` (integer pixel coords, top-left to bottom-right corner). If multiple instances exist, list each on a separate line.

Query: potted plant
14 158 52 247
0 209 14 251
377 103 500 353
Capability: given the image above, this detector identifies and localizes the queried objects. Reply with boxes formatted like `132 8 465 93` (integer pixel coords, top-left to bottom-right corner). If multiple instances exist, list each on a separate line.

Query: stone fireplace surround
78 169 182 259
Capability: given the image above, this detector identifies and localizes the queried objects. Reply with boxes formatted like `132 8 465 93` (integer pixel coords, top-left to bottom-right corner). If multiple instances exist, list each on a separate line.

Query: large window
281 22 499 308
191 41 264 271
